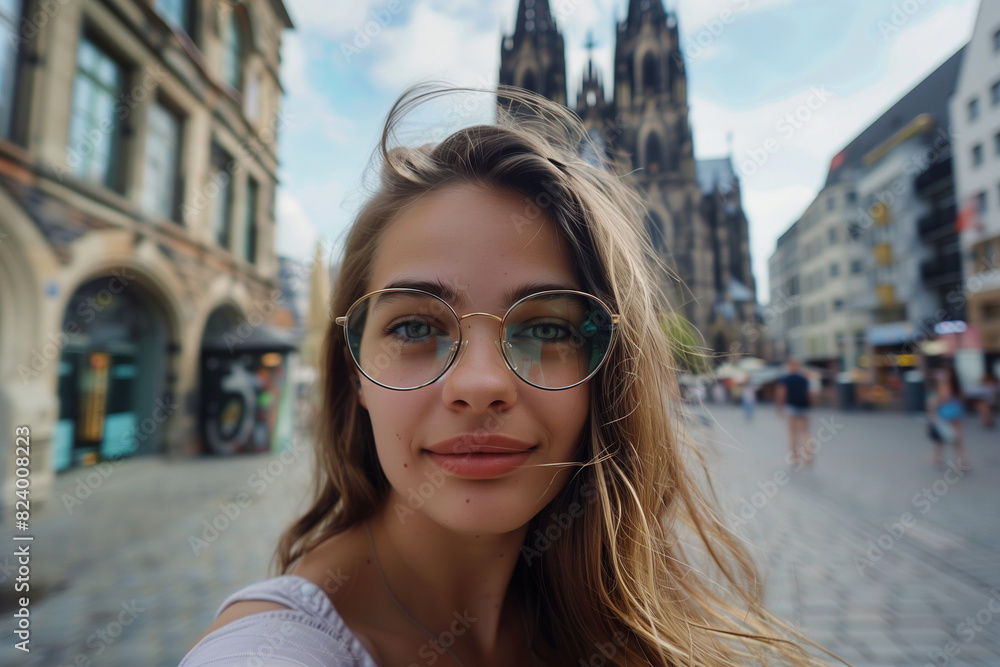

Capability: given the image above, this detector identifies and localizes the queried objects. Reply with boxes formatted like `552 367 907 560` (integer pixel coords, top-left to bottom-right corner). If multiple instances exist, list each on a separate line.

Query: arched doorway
54 275 172 470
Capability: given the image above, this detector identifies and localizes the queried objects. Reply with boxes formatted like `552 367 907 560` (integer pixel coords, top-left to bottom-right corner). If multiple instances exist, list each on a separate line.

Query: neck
368 501 529 655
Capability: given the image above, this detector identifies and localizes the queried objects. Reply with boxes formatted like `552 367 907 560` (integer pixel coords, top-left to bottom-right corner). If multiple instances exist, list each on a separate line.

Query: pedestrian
926 366 972 471
712 381 727 404
974 371 998 429
742 382 756 421
181 85 827 667
775 358 814 467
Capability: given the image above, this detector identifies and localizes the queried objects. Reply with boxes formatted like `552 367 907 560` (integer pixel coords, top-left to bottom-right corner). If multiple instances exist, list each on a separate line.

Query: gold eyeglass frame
335 288 621 391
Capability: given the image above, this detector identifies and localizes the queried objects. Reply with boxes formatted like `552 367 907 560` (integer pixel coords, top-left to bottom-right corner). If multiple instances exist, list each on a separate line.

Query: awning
202 324 299 354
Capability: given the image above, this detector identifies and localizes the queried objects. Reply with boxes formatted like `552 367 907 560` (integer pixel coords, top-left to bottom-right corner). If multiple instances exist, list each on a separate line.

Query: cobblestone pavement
0 407 997 666
697 404 1000 667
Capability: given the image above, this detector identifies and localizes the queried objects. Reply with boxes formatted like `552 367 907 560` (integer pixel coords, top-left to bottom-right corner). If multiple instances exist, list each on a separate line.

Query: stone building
499 0 759 356
0 0 293 501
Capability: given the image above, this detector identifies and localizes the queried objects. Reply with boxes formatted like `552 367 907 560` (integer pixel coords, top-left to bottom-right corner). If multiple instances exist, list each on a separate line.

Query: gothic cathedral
500 0 759 357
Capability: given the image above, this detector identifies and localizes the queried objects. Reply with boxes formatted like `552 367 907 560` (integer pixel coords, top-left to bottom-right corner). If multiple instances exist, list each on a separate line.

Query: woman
181 86 830 666
927 366 971 471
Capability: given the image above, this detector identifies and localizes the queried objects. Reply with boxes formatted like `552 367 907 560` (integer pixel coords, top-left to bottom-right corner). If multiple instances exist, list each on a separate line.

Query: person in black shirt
775 358 814 467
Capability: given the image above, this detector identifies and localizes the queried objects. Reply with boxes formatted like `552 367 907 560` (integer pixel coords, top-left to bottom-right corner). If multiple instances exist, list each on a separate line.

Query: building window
244 178 258 263
828 227 837 244
826 196 835 211
0 0 22 140
974 239 998 269
993 81 1000 106
850 259 864 274
142 102 182 221
995 28 1000 53
995 132 1000 156
210 144 234 249
641 52 657 96
245 73 261 123
223 12 242 90
644 133 662 173
833 299 844 312
973 143 984 167
978 190 988 216
830 262 840 277
969 97 980 121
68 37 126 191
846 191 857 205
155 0 192 34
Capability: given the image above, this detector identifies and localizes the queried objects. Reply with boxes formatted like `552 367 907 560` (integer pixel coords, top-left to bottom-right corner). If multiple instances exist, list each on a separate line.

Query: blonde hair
276 85 835 666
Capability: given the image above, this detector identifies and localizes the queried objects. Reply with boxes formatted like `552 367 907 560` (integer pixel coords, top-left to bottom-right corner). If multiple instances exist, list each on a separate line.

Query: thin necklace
366 520 468 667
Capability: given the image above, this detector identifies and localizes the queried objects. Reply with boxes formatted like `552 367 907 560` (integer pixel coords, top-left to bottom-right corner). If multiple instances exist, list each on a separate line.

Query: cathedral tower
499 0 567 106
613 0 708 330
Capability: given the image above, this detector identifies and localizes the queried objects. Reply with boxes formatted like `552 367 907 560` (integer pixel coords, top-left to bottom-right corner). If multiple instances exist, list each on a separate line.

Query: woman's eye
389 320 434 339
523 322 571 341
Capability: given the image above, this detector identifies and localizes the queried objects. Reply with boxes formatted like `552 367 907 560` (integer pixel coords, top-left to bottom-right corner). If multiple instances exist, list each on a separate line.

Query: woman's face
355 183 591 535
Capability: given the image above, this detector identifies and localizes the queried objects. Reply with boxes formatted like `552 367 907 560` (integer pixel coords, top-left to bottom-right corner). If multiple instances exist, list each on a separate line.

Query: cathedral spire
626 0 667 26
578 32 606 110
500 0 567 105
514 0 555 35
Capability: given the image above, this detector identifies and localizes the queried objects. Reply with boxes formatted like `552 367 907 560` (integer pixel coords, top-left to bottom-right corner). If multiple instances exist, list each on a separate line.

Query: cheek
363 386 430 462
543 386 591 455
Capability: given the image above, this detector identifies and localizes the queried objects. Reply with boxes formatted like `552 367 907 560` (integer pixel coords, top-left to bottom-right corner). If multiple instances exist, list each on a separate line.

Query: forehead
366 184 581 309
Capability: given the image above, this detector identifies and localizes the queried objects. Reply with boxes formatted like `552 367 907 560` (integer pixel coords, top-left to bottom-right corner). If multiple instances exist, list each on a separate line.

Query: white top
179 575 378 666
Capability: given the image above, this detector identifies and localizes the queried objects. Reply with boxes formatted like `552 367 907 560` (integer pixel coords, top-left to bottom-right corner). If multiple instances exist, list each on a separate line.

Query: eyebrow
380 278 579 309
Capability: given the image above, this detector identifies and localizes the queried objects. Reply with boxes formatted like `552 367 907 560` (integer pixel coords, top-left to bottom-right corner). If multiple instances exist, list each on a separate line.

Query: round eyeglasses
335 288 620 391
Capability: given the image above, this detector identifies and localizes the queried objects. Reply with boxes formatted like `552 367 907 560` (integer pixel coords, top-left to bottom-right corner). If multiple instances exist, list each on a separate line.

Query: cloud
283 0 383 39
366 3 502 92
275 189 318 261
281 34 356 145
675 0 795 33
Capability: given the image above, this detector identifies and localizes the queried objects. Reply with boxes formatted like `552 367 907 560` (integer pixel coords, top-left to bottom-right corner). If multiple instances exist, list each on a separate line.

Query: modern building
0 0 294 501
768 49 966 399
499 0 759 356
788 181 868 378
767 221 803 362
951 0 1000 378
846 51 964 390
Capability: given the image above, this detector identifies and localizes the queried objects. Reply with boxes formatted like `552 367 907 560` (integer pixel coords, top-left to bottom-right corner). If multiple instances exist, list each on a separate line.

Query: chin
403 478 562 537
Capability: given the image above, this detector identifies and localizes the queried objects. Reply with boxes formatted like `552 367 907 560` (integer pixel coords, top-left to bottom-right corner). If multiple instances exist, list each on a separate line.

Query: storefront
53 277 172 471
860 322 919 407
200 308 298 456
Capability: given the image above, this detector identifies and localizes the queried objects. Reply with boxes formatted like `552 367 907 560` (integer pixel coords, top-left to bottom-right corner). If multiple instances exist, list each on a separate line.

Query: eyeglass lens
345 291 613 390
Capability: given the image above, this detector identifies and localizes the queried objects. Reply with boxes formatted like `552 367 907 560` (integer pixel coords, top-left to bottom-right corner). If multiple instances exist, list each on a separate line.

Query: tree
660 312 712 375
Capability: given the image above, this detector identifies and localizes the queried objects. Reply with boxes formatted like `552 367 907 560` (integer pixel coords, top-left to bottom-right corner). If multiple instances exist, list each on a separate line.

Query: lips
424 435 535 479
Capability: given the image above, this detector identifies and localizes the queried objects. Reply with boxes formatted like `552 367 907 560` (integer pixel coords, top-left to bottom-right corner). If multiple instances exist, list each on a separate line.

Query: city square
1 404 997 666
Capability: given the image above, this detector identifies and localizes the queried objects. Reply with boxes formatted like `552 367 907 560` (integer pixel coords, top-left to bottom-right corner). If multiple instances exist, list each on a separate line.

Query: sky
273 0 982 304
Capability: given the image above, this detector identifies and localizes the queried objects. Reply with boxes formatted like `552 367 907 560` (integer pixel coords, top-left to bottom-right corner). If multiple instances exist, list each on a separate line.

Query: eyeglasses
335 288 620 391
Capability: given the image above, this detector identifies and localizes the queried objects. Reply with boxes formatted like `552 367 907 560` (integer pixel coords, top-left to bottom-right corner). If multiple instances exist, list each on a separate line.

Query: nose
439 315 518 413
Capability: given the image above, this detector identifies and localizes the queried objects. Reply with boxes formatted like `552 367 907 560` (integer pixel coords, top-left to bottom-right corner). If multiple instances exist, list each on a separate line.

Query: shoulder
181 575 377 667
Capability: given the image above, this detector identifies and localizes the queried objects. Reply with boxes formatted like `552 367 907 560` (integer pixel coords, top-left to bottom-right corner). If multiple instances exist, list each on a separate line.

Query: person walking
775 359 814 467
926 366 972 471
974 371 997 429
741 383 756 421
